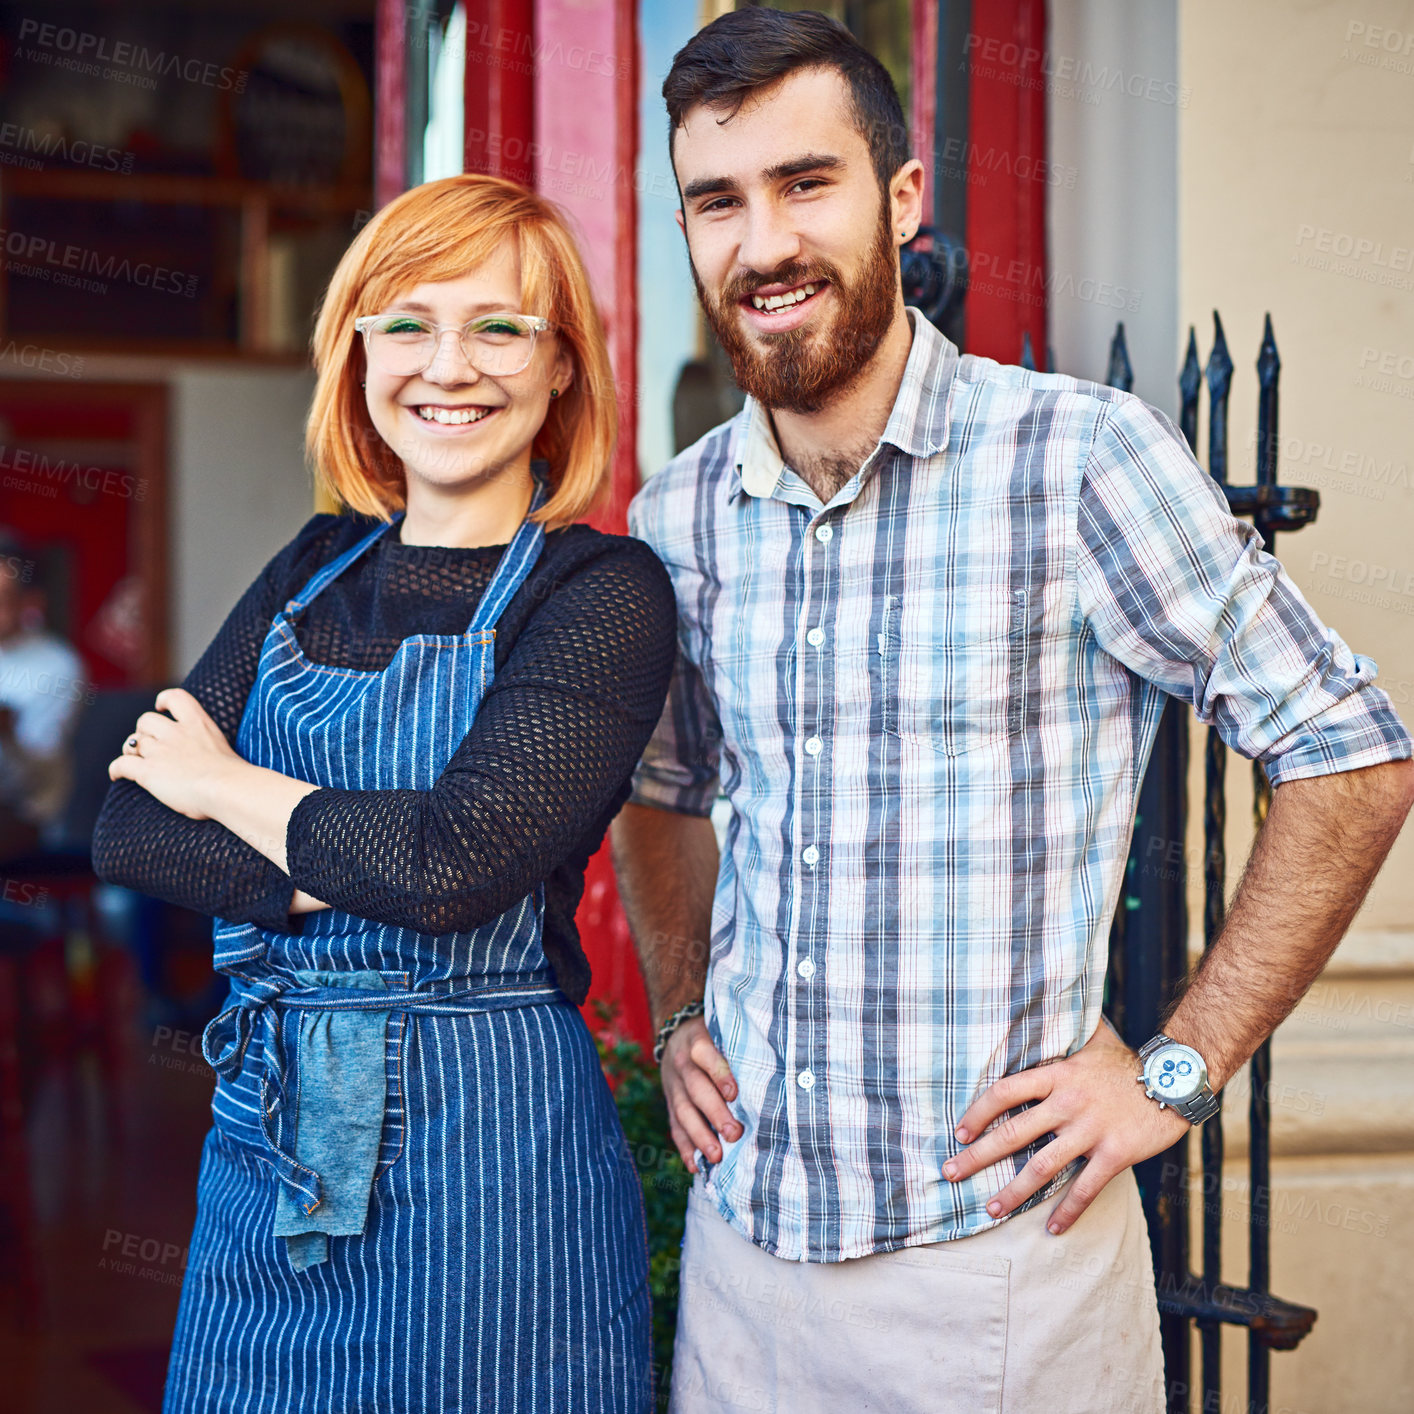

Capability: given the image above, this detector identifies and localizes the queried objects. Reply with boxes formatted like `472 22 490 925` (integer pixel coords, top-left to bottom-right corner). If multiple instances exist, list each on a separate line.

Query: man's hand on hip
662 1016 742 1174
941 1017 1189 1235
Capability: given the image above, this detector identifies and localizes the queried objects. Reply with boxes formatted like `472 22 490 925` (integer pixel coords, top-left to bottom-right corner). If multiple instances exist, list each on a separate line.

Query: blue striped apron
163 478 652 1413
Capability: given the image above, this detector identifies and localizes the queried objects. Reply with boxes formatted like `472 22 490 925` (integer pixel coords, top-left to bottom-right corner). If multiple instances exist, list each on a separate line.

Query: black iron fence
1086 316 1320 1414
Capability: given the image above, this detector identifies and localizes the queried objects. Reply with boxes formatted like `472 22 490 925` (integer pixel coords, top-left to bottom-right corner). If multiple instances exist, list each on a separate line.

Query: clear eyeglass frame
353 311 553 378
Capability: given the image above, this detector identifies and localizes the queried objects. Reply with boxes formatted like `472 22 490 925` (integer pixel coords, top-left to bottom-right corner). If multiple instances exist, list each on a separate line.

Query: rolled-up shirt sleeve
1075 394 1412 785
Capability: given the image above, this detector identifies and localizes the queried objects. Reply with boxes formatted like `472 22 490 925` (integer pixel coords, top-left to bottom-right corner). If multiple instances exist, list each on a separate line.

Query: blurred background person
0 528 86 860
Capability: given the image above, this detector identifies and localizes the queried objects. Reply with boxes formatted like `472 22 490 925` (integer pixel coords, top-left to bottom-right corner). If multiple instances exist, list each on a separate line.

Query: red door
0 381 168 689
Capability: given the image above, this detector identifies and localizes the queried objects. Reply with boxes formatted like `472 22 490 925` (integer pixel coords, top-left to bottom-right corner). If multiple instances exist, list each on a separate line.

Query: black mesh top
91 505 678 1005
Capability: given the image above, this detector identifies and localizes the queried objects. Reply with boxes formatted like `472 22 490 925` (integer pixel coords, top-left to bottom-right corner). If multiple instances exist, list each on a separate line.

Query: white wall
1046 0 1181 415
169 366 317 676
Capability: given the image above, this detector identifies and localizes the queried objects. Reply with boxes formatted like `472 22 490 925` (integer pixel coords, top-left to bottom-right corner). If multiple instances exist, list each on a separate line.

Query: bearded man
611 10 1414 1412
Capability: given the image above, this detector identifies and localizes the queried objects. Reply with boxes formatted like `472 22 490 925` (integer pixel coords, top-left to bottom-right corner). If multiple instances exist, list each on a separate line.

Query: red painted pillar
962 0 1049 364
374 0 408 209
911 0 937 227
532 0 650 1054
463 0 537 180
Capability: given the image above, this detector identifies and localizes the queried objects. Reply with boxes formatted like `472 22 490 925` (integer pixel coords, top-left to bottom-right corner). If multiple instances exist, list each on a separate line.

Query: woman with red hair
93 174 672 1412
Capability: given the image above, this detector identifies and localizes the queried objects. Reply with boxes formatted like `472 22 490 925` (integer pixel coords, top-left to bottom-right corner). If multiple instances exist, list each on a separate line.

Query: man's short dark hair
662 7 911 195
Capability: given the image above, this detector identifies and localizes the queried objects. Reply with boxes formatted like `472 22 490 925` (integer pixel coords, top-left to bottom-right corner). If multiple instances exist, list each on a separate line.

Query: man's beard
691 206 899 416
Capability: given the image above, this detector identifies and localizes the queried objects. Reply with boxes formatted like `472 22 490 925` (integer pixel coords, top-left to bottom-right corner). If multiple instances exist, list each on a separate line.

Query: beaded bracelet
652 999 705 1066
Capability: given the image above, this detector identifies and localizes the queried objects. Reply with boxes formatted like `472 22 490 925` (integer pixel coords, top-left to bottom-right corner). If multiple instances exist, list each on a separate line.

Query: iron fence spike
1205 313 1233 397
1206 313 1233 484
1179 329 1201 453
1256 314 1281 489
1107 322 1133 392
1180 328 1201 401
1257 312 1281 388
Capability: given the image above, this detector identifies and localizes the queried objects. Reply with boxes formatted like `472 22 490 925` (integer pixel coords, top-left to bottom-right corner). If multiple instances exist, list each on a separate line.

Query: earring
360 380 366 388
549 388 559 398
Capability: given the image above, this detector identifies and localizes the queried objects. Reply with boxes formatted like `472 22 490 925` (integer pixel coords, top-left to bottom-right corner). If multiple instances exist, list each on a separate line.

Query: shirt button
806 627 825 648
797 957 816 980
804 735 823 756
814 524 833 542
797 1068 816 1090
802 845 820 866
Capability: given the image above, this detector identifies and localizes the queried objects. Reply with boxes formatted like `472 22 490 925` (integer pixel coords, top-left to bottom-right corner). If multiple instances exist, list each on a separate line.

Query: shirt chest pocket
878 588 1031 756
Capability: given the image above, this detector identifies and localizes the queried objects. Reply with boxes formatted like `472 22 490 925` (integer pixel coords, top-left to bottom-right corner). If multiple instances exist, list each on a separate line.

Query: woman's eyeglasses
354 312 552 378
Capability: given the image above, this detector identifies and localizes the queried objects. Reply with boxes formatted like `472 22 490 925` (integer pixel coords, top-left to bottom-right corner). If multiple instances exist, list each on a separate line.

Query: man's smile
737 279 830 333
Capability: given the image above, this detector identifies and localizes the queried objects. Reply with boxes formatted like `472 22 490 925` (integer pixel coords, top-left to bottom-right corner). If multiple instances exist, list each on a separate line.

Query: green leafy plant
591 998 691 1412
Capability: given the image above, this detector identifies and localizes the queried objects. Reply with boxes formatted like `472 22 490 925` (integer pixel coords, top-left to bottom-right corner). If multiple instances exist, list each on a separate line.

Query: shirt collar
726 306 959 504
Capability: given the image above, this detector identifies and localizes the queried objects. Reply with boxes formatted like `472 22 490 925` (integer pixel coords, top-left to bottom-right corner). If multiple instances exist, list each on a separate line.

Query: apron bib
165 474 652 1412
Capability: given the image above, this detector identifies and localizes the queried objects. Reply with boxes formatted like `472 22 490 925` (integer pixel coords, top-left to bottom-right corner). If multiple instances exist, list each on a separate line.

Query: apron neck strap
285 519 395 616
466 469 550 634
284 469 551 627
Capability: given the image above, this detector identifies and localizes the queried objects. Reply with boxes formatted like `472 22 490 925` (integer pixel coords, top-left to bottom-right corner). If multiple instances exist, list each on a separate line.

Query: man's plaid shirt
627 308 1411 1263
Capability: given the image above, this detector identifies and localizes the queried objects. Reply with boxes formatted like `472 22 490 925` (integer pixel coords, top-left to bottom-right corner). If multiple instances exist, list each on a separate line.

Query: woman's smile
405 400 503 430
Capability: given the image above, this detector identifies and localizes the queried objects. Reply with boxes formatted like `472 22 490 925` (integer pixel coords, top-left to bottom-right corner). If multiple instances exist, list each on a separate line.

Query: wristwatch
1136 1033 1221 1124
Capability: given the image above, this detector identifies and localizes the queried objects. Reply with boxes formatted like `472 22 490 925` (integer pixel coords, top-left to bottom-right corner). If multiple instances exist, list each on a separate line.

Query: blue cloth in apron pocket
163 475 653 1413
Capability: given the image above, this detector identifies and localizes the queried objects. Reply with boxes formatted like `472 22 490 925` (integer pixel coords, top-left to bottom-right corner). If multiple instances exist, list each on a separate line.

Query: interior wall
169 366 317 677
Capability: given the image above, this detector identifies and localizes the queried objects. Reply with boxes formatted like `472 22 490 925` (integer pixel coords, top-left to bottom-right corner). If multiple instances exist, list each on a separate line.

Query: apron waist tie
201 968 564 1272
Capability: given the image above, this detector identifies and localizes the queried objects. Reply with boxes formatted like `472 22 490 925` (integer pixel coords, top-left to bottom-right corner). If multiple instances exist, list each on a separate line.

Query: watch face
1144 1044 1205 1104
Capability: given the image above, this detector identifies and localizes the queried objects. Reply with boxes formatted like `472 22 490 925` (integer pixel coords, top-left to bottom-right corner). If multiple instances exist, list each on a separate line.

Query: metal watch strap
1138 1032 1173 1062
1138 1032 1221 1124
1179 1087 1222 1125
